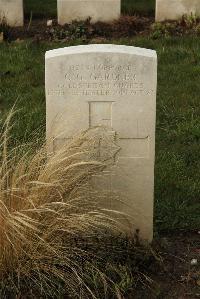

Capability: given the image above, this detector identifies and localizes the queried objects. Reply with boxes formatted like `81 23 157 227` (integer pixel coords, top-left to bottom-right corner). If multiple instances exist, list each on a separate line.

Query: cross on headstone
89 100 149 159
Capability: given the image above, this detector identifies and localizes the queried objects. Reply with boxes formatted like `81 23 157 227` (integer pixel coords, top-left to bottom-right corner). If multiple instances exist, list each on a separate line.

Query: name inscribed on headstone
47 63 154 97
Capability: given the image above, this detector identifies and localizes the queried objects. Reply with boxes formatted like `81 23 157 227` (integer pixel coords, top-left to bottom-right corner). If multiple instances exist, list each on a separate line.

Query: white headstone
156 0 200 21
45 44 157 242
0 0 23 27
57 0 121 25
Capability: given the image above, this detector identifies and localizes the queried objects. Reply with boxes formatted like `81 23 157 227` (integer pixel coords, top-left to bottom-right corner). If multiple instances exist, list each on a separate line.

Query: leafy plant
181 13 198 28
150 22 173 39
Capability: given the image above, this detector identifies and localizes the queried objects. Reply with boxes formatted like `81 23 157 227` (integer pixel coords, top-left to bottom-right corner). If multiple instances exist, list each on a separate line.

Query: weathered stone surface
0 0 23 27
45 44 157 242
156 0 200 21
57 0 121 25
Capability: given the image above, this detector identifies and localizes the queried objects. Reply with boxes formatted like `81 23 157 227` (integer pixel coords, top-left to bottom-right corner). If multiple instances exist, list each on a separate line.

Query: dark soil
1 15 200 42
67 231 200 298
146 231 200 299
0 16 152 42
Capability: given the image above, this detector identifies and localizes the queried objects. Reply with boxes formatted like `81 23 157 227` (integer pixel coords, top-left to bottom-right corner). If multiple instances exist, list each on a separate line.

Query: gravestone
156 0 200 21
45 44 157 242
0 0 23 27
57 0 121 25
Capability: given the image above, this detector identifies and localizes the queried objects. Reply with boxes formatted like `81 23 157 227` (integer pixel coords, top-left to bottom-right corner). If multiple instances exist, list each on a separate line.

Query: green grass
24 0 155 19
122 0 155 16
0 36 199 233
24 0 57 19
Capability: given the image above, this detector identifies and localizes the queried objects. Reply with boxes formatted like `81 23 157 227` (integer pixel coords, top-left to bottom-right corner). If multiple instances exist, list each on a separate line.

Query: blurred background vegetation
24 0 156 19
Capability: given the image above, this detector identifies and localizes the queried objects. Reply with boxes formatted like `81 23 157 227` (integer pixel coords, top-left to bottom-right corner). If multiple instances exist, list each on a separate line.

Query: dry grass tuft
0 111 123 298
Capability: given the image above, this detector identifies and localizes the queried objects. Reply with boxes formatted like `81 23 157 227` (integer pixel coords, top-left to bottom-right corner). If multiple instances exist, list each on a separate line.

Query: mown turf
0 36 199 233
24 0 155 19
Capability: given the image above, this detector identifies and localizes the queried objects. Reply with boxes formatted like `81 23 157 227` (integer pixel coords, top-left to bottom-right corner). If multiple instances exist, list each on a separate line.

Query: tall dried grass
0 111 123 298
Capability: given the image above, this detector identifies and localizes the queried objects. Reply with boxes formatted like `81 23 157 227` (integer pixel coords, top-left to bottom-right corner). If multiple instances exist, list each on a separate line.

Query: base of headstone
57 0 121 25
0 0 23 27
156 0 200 22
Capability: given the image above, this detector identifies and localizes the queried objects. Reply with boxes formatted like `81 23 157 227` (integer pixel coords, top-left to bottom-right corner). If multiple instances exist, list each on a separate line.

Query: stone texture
45 44 157 242
156 0 200 21
57 0 121 25
0 0 23 27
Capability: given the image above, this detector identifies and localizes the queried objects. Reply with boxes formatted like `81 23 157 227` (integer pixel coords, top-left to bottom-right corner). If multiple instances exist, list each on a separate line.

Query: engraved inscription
47 63 155 97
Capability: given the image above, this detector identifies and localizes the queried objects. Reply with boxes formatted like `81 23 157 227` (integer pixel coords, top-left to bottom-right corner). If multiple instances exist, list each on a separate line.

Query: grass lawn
24 0 155 18
0 36 199 234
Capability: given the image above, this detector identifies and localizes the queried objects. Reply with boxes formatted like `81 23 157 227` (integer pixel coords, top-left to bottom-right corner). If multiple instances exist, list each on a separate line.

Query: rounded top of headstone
45 44 157 59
